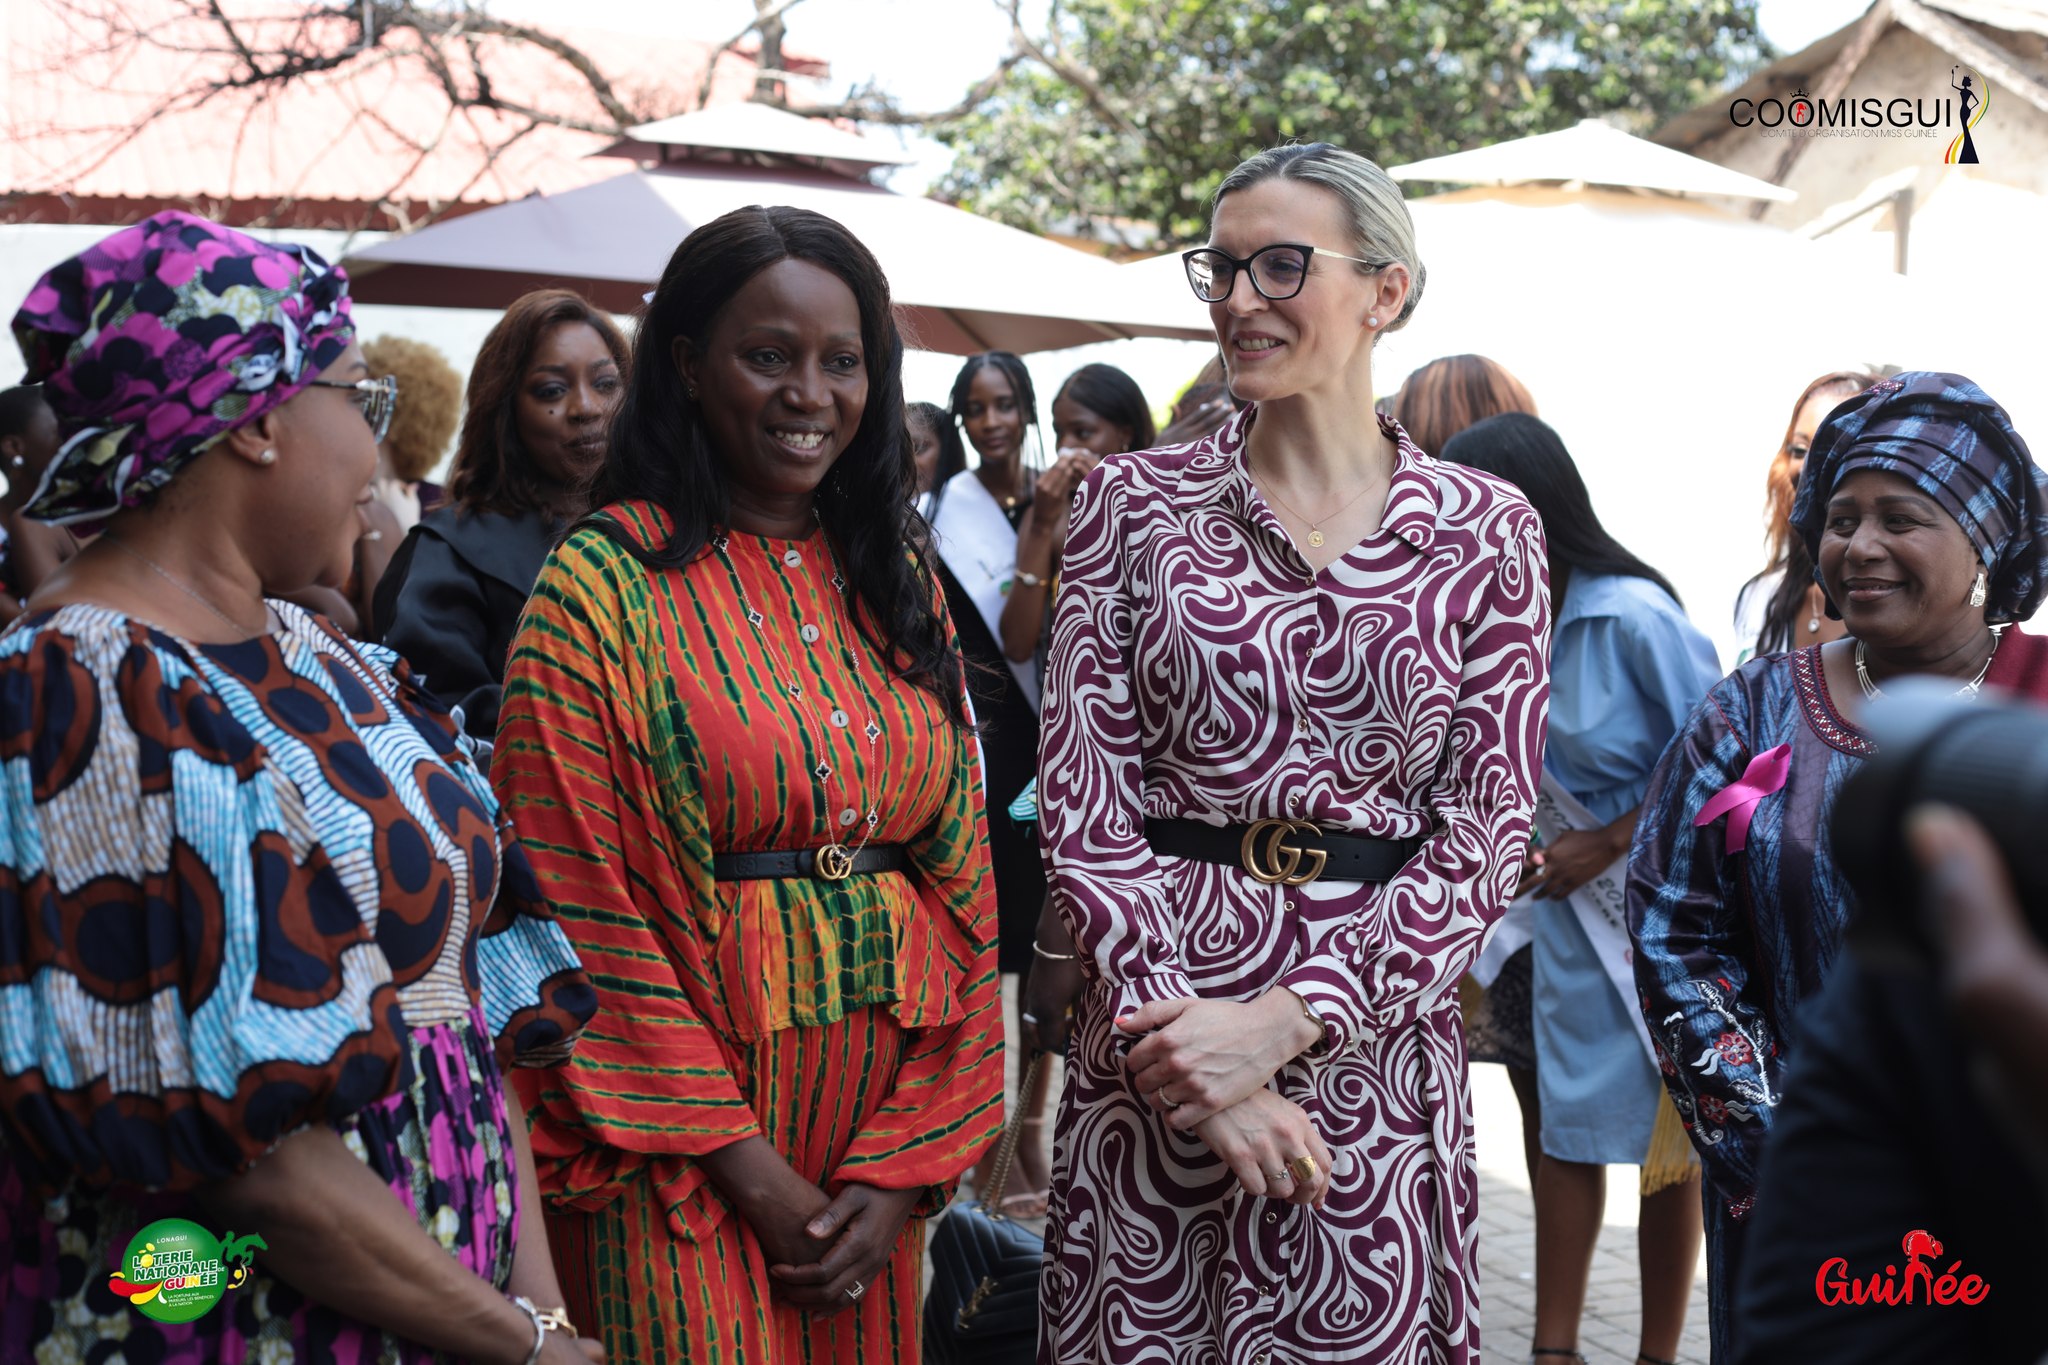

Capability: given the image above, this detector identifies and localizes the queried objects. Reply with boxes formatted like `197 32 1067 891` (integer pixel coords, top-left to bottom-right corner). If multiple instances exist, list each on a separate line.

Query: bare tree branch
697 0 813 112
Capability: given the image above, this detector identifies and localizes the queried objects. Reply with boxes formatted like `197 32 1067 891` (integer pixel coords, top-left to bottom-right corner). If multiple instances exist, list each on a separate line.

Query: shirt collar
1177 405 1439 556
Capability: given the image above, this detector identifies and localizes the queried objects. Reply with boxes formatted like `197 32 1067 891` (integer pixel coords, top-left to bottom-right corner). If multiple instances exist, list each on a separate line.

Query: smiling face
1817 468 1985 647
515 321 622 489
681 257 869 506
960 364 1024 466
1051 393 1133 458
1206 178 1403 405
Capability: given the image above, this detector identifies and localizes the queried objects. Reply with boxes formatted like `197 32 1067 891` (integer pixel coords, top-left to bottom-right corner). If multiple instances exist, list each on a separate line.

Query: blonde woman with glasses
1037 142 1551 1364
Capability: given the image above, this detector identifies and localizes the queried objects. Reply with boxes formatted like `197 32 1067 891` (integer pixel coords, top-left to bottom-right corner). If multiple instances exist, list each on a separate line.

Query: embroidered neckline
1792 644 1877 757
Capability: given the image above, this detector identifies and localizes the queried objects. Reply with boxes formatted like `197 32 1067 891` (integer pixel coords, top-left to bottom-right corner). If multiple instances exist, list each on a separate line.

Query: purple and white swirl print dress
1037 407 1550 1364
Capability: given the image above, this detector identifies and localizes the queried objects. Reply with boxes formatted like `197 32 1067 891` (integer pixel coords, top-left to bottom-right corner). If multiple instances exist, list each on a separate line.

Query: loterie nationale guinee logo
107 1219 266 1324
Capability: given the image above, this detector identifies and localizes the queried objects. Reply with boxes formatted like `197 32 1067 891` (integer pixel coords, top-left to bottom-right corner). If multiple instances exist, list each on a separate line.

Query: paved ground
952 982 1713 1363
1467 1064 1711 1365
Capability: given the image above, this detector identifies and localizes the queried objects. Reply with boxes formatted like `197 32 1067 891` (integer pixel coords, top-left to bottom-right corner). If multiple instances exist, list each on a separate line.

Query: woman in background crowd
364 334 464 526
1443 413 1715 1365
496 204 1000 1363
1155 352 1234 446
1631 372 2048 1361
0 211 596 1364
907 397 965 502
1040 141 1549 1364
927 349 1064 1212
1734 370 1880 660
1008 362 1156 1128
376 288 627 742
1393 351 1539 458
1387 352 1547 1181
0 384 80 623
345 336 465 636
998 361 1155 663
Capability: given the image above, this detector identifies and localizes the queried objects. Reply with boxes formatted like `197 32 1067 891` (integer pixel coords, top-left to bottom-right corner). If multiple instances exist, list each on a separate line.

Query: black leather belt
1144 817 1421 886
712 844 908 882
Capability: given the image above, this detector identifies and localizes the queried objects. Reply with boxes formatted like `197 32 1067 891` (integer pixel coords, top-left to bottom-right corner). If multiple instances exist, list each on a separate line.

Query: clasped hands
703 1137 920 1315
1117 992 1335 1208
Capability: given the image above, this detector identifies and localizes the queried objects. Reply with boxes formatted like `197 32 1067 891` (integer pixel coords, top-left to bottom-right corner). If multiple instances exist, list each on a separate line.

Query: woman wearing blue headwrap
1627 371 2048 1361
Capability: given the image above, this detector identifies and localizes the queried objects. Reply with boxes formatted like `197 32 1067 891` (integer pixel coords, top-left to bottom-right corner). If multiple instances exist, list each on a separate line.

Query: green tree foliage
934 1 1771 246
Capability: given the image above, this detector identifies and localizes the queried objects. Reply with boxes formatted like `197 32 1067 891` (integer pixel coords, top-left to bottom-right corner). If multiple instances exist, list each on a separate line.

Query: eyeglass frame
308 374 399 444
1180 242 1391 304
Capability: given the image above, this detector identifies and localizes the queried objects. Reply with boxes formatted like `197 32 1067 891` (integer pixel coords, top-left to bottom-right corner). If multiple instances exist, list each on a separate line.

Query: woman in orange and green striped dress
494 206 1004 1362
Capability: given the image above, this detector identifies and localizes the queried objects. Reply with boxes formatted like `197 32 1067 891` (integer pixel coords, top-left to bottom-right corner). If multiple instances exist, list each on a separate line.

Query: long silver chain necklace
1854 626 2004 700
711 521 884 873
100 533 268 637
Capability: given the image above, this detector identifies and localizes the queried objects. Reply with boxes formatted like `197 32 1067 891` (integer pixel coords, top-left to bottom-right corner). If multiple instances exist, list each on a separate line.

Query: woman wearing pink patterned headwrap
0 212 600 1363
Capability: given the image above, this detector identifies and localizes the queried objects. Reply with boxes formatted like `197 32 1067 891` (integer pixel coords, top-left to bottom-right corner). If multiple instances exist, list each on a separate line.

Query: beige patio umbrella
344 105 1206 355
1388 118 1798 202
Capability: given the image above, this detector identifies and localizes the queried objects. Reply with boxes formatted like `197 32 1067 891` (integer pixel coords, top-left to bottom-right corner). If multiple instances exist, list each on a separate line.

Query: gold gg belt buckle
813 844 856 881
1240 818 1326 885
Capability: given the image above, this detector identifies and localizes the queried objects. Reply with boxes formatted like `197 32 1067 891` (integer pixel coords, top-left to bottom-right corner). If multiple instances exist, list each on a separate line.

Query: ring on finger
1286 1154 1319 1185
1156 1086 1181 1109
846 1279 866 1302
1265 1168 1290 1186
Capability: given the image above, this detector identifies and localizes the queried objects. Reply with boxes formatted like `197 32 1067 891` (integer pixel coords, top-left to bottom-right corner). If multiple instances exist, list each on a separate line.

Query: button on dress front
1037 409 1551 1364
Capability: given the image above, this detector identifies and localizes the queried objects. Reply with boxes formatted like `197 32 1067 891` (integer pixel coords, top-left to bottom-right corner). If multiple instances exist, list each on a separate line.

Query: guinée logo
1814 1229 1991 1308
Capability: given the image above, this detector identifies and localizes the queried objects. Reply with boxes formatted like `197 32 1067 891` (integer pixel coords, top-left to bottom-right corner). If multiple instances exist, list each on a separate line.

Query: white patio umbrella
1387 118 1798 202
1121 186 1948 659
343 108 1207 355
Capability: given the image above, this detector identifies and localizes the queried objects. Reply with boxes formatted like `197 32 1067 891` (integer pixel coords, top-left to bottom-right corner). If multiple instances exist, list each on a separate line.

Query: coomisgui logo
1729 64 1990 162
1814 1229 1991 1308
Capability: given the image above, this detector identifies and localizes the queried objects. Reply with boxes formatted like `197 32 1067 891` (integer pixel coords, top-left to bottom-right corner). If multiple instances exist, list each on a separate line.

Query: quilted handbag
922 1055 1046 1365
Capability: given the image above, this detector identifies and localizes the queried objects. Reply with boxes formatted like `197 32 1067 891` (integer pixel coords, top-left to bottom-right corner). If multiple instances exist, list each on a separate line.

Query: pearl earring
1368 315 1380 327
258 449 276 465
1969 569 1987 608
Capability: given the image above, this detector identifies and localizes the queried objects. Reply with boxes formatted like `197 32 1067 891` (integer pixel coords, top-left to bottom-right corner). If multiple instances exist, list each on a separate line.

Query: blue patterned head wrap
1791 372 2048 623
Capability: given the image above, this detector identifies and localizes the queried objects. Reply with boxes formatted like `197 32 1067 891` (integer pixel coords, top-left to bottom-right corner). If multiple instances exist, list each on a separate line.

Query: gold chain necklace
1250 450 1388 550
711 526 883 877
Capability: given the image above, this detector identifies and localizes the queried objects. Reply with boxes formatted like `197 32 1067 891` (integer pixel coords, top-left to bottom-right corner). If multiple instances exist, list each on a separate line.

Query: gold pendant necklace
1253 463 1383 551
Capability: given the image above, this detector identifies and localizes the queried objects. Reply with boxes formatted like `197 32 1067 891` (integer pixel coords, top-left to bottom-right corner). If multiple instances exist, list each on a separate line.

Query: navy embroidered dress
1627 630 2048 1358
0 602 595 1361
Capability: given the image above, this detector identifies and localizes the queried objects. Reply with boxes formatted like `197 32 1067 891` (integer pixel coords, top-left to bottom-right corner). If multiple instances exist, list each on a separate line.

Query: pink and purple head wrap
10 210 355 529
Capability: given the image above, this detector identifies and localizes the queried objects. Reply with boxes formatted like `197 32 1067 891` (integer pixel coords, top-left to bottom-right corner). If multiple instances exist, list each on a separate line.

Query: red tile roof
1 0 827 229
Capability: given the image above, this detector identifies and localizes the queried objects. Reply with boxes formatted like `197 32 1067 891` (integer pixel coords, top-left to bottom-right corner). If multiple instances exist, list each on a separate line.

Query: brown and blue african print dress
496 502 1004 1365
0 601 594 1362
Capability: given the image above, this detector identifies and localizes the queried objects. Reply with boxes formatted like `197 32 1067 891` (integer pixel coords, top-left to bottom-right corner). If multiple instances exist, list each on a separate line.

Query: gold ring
1286 1154 1319 1185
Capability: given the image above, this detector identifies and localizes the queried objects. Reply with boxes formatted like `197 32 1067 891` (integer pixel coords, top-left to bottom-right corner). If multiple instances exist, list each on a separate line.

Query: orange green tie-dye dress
494 501 1004 1364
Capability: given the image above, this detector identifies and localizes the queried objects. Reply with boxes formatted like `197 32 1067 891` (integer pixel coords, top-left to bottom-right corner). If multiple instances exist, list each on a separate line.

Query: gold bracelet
1032 940 1077 961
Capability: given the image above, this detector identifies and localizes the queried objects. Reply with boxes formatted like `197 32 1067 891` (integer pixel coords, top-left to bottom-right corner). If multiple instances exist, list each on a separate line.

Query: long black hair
583 205 968 725
1440 412 1680 607
1054 362 1157 452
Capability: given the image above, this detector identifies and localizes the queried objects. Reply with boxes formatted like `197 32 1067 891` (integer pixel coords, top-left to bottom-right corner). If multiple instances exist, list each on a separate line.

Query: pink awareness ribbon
1693 743 1792 855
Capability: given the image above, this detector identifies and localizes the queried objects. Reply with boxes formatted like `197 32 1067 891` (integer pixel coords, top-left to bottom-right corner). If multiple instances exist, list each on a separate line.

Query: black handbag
922 1055 1046 1365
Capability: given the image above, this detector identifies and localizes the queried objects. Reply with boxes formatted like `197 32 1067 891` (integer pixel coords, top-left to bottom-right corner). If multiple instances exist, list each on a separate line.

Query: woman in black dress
925 350 1069 1210
375 289 627 744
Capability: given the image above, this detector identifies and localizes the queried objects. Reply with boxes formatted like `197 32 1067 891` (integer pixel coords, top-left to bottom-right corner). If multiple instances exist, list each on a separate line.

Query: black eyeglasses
309 375 398 443
1181 243 1388 304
